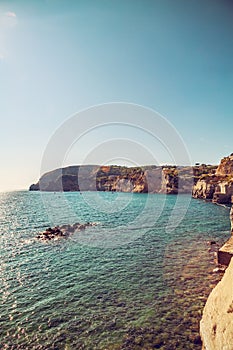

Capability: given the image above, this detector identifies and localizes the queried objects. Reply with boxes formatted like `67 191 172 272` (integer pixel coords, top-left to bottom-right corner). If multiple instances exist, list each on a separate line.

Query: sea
0 190 231 350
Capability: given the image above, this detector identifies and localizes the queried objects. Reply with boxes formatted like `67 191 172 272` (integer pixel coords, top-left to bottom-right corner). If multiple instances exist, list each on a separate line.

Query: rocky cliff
30 165 153 193
216 154 233 176
29 164 215 194
193 154 233 205
30 155 233 199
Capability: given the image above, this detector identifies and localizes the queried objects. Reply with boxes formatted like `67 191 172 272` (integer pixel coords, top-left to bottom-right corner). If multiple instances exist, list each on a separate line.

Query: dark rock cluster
36 222 96 240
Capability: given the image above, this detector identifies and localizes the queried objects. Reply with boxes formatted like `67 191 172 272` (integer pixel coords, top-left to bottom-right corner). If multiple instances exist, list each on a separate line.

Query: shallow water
0 191 230 349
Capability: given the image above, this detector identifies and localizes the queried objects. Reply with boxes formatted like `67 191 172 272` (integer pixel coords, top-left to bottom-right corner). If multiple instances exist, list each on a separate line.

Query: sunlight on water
0 191 230 349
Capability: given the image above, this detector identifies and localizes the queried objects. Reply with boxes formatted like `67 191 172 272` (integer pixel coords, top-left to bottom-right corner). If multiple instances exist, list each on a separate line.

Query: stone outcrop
192 177 216 200
217 236 233 266
192 154 233 205
216 154 233 176
29 183 40 191
36 222 97 241
200 257 233 350
213 182 233 205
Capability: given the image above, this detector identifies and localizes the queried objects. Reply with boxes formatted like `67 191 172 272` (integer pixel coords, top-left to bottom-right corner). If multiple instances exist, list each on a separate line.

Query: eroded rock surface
216 154 233 176
193 154 233 205
200 258 233 350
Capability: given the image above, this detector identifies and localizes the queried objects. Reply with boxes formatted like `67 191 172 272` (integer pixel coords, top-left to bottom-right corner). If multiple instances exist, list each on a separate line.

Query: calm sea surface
0 191 230 349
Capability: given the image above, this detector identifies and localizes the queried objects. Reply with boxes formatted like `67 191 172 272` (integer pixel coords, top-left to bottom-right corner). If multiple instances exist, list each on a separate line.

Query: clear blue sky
0 0 233 191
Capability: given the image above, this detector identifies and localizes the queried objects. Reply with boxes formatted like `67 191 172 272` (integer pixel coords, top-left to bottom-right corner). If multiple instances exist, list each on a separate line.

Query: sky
0 0 233 191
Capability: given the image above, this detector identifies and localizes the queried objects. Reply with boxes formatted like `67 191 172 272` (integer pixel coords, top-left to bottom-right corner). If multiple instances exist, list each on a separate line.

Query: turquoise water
0 191 230 349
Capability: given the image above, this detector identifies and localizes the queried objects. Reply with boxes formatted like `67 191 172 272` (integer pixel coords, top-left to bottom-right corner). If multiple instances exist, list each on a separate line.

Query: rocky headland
30 163 217 196
30 157 233 206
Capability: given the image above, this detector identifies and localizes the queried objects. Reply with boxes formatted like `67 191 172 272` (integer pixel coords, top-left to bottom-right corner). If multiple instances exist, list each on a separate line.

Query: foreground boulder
200 258 233 350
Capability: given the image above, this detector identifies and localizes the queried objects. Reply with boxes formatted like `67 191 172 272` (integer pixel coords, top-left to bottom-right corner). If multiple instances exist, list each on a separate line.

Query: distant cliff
29 164 216 194
29 155 233 204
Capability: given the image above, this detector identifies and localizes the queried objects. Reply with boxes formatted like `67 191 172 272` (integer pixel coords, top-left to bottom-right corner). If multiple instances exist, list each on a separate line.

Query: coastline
27 154 233 348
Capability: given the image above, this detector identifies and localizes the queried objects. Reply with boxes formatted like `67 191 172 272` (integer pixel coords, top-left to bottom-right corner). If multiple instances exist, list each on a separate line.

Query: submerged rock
36 222 97 241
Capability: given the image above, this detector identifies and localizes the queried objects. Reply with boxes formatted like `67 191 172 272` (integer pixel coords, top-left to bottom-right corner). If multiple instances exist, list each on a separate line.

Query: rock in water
36 222 97 241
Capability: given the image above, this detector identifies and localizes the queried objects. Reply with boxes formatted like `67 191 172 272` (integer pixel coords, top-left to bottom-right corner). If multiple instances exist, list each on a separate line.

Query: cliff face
29 165 198 194
30 165 149 193
192 177 216 200
216 154 233 176
29 155 233 204
192 154 233 205
200 258 233 350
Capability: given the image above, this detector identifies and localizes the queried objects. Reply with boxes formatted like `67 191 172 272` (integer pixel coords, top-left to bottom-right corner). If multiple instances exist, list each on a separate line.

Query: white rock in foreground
200 258 233 350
